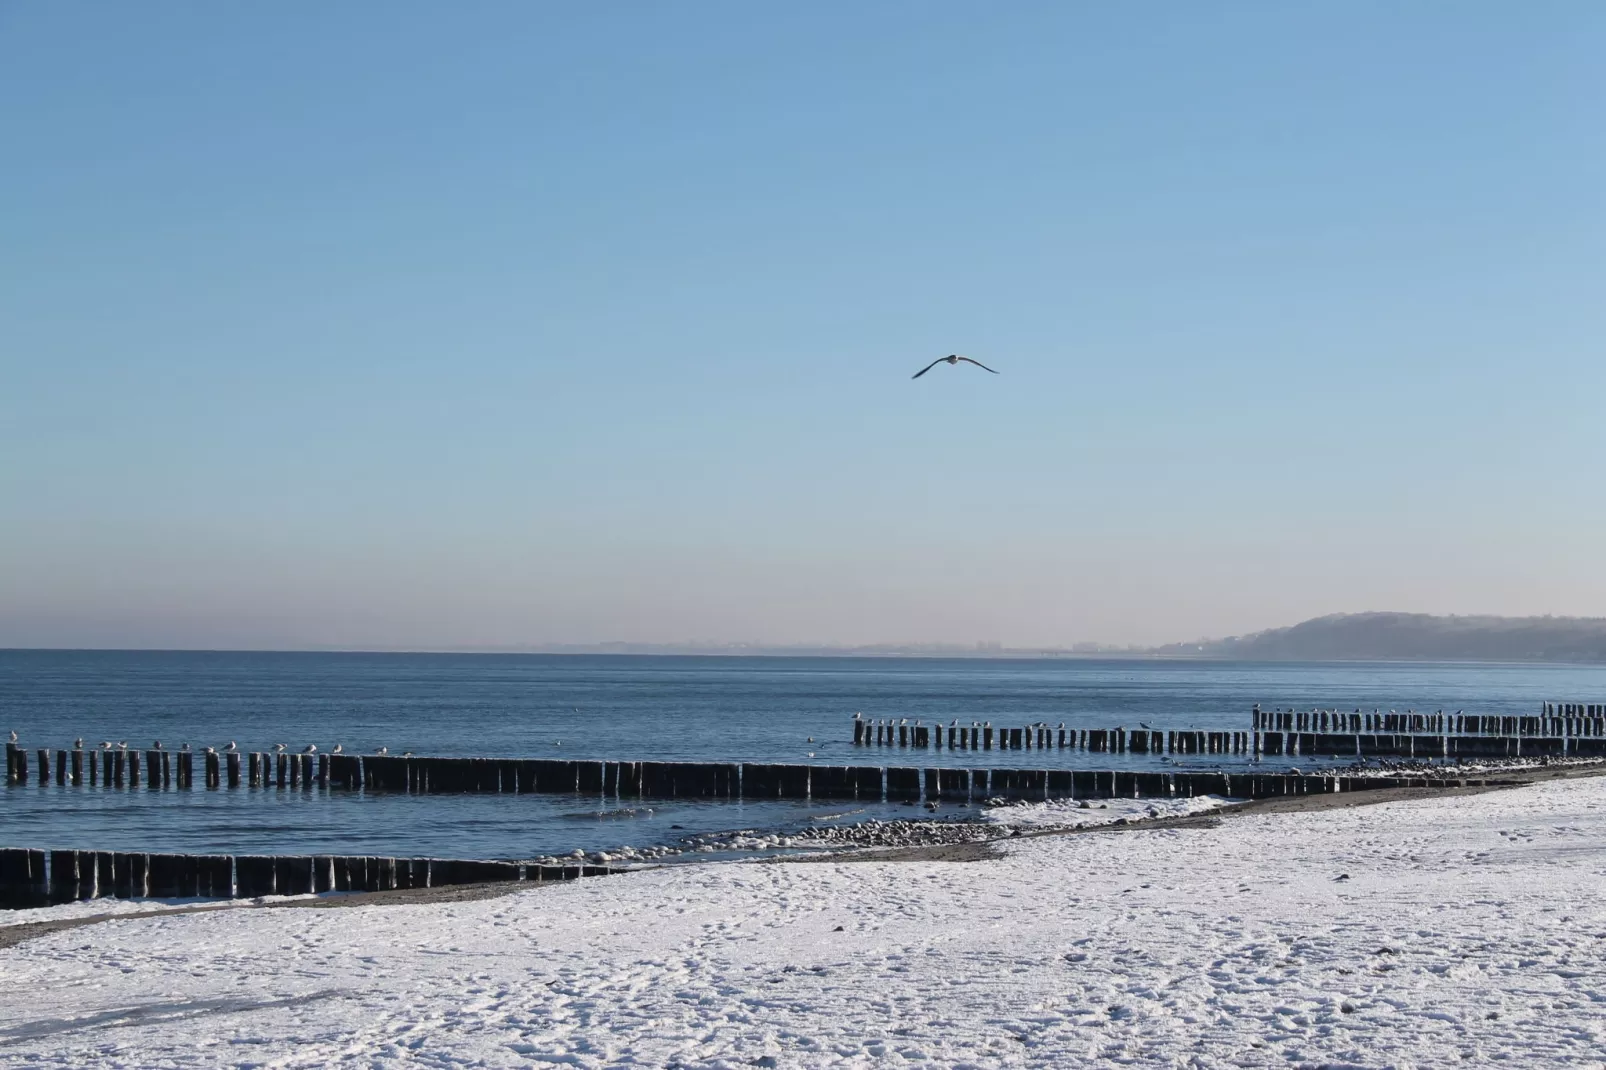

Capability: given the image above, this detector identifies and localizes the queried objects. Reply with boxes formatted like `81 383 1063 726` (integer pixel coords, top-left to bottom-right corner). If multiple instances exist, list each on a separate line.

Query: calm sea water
4 651 1604 860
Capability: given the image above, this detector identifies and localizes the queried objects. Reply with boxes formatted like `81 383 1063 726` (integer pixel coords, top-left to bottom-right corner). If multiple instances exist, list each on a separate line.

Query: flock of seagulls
7 732 392 756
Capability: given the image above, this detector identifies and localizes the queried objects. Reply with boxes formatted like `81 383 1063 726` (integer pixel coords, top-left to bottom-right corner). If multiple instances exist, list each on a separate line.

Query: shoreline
8 761 1602 950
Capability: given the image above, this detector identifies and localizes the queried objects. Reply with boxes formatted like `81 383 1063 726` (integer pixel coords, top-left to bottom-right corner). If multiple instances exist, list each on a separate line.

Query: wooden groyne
1252 704 1606 737
852 716 1250 756
4 741 1483 805
1251 703 1606 757
841 703 1606 761
0 847 614 910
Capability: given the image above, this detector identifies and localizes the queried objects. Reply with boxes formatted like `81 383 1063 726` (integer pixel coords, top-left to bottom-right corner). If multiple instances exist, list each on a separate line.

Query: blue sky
2 2 1603 649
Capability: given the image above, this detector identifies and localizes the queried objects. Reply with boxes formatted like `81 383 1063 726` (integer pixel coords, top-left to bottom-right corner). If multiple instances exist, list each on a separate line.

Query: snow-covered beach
3 773 1605 1068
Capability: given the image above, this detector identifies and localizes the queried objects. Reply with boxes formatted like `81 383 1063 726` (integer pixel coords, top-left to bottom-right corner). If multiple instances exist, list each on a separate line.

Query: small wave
557 807 656 822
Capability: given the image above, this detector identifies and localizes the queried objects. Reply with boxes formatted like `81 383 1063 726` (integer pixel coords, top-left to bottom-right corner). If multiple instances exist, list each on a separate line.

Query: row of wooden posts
0 847 613 910
3 743 1488 803
1254 705 1606 737
851 718 1250 756
1259 730 1606 758
5 744 293 789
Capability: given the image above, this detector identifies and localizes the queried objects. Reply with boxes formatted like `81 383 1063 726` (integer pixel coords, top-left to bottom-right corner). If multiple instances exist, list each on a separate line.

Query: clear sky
3 2 1603 651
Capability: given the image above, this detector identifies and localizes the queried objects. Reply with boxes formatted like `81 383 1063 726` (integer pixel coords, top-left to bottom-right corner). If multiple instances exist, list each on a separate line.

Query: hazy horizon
4 4 1603 652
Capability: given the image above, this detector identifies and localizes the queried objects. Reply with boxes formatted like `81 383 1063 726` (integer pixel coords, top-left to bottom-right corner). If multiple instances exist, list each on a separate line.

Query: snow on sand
3 775 1606 1067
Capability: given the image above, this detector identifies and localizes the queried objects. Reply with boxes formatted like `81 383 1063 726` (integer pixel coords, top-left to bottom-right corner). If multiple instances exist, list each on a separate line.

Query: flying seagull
911 354 999 379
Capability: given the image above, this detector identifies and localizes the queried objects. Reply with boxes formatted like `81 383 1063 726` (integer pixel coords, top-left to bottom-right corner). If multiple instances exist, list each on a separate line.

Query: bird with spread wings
911 354 999 379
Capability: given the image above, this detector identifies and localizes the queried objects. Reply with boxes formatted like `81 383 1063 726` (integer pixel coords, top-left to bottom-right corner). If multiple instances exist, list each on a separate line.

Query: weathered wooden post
36 748 50 783
226 751 241 787
205 750 220 788
55 749 67 784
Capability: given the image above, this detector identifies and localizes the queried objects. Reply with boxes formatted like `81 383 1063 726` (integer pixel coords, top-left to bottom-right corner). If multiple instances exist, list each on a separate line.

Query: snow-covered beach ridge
3 767 1604 1067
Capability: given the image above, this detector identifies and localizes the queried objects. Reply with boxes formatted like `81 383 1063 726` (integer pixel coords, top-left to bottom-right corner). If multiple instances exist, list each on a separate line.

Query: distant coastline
6 613 1606 664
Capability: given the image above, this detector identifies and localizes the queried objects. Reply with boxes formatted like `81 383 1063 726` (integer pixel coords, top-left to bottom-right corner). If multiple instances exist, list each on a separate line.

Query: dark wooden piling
147 854 181 898
227 751 241 787
177 750 193 789
328 752 360 790
235 856 276 898
273 856 315 896
55 749 67 784
431 859 521 885
0 848 48 908
112 853 148 899
46 851 81 904
276 752 287 788
937 767 970 801
885 766 920 801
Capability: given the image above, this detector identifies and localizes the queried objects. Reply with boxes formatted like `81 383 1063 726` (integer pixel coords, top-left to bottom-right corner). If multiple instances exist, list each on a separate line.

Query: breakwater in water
852 702 1606 759
0 847 613 910
6 743 1484 803
853 717 1249 755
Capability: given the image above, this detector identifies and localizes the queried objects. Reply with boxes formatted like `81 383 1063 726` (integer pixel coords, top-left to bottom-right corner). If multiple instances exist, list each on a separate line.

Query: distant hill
1154 613 1606 663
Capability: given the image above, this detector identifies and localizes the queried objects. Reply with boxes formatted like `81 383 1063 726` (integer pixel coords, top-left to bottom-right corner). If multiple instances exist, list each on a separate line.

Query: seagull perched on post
225 741 237 752
203 746 216 756
331 743 343 754
8 730 17 743
374 746 389 756
911 354 999 379
100 741 112 751
74 737 84 750
152 741 163 750
273 743 287 753
302 744 317 755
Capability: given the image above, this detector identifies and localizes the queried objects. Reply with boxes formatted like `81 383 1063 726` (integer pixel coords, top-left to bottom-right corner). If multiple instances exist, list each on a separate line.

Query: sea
4 650 1604 862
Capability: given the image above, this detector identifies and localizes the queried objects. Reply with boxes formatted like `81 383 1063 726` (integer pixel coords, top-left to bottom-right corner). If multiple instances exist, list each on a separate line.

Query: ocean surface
4 650 1604 861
